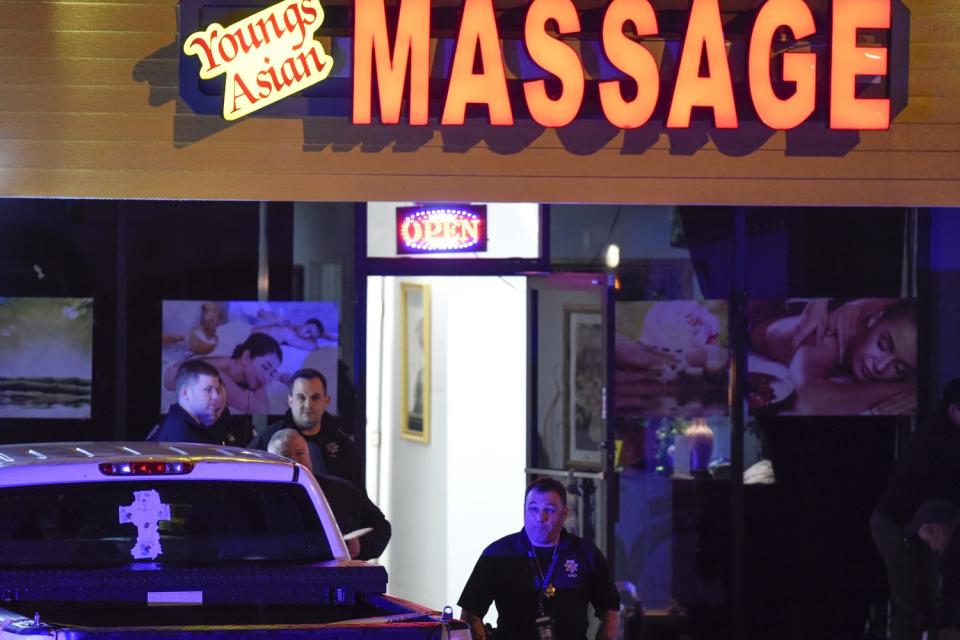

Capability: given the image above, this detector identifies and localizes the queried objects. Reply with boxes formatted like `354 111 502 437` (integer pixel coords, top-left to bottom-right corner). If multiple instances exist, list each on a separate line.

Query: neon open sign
396 206 488 254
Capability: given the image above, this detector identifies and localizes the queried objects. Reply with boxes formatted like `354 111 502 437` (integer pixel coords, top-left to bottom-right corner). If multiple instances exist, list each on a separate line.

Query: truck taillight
98 461 194 475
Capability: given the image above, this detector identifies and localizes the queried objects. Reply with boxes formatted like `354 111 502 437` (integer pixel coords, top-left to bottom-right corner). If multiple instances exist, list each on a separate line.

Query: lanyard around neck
526 532 561 610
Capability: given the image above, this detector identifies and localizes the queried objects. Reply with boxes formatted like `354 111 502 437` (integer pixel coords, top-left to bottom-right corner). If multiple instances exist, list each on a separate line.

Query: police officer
458 477 620 640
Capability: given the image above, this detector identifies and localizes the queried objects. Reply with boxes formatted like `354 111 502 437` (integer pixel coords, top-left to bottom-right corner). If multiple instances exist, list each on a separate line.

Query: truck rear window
0 480 333 567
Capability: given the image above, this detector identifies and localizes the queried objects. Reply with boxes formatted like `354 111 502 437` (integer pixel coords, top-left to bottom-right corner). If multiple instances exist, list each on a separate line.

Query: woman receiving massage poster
160 300 339 415
747 298 917 416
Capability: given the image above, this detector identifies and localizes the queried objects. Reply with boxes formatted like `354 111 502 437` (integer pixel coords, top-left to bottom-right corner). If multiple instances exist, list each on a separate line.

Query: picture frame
564 305 603 469
0 297 94 419
400 283 431 443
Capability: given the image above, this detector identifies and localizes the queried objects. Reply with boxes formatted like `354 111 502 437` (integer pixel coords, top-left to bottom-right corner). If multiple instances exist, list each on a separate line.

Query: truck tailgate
0 561 387 606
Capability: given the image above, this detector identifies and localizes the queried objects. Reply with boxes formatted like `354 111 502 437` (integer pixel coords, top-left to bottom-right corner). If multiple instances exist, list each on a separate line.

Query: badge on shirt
326 442 339 457
564 559 579 578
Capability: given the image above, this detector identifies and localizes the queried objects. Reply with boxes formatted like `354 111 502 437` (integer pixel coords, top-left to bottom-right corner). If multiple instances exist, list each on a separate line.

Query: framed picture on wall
0 297 94 419
401 283 431 443
564 305 603 469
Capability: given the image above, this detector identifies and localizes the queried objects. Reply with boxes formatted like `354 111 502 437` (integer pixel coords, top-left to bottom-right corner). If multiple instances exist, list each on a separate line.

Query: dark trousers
870 509 939 640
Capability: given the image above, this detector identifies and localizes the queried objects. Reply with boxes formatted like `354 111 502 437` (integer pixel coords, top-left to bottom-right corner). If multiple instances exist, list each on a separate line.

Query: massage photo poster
160 300 339 416
614 300 730 419
747 298 917 416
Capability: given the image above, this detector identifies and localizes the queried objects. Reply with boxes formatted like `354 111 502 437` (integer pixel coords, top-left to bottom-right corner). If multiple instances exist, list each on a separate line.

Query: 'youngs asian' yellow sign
182 0 333 120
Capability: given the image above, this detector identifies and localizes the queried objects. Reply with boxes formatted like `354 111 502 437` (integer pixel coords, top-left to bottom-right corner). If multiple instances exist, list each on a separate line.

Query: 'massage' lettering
441 0 513 125
666 0 737 128
831 0 890 129
748 0 816 129
598 0 660 129
523 0 584 128
353 0 431 124
347 0 892 131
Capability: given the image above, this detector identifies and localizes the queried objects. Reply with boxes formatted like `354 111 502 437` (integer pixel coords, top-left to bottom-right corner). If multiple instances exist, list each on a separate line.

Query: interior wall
444 276 527 619
382 276 449 610
367 275 526 615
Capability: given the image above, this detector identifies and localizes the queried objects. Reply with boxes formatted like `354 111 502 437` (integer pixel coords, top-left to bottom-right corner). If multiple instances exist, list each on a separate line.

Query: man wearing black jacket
268 428 390 560
149 360 225 444
871 378 960 640
248 368 363 489
907 499 960 630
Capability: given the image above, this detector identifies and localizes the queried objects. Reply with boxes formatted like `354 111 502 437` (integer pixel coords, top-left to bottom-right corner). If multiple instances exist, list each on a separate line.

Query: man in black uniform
871 378 960 640
267 428 391 560
907 499 960 630
458 477 620 640
249 368 363 489
148 360 226 444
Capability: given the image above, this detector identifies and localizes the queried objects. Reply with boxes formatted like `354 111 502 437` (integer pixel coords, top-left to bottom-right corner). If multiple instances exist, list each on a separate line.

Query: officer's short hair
288 368 328 394
174 360 220 393
525 477 567 507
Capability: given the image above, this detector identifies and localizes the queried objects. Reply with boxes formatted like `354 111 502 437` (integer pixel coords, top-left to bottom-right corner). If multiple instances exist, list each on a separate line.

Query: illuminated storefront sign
182 0 333 120
354 0 891 130
180 0 894 130
396 206 488 254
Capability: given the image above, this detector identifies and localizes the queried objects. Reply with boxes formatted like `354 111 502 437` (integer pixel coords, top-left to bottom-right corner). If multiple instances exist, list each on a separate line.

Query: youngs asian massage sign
182 0 333 120
180 0 895 130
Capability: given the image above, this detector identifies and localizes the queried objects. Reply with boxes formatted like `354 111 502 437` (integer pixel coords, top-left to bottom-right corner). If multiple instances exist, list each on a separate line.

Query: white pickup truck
0 441 469 639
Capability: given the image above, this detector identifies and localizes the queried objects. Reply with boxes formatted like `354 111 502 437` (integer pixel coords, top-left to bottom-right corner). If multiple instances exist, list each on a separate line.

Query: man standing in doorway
458 477 620 640
249 368 363 489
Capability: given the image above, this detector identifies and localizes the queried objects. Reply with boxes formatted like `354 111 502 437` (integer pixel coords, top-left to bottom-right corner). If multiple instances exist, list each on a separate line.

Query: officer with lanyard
458 477 620 640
